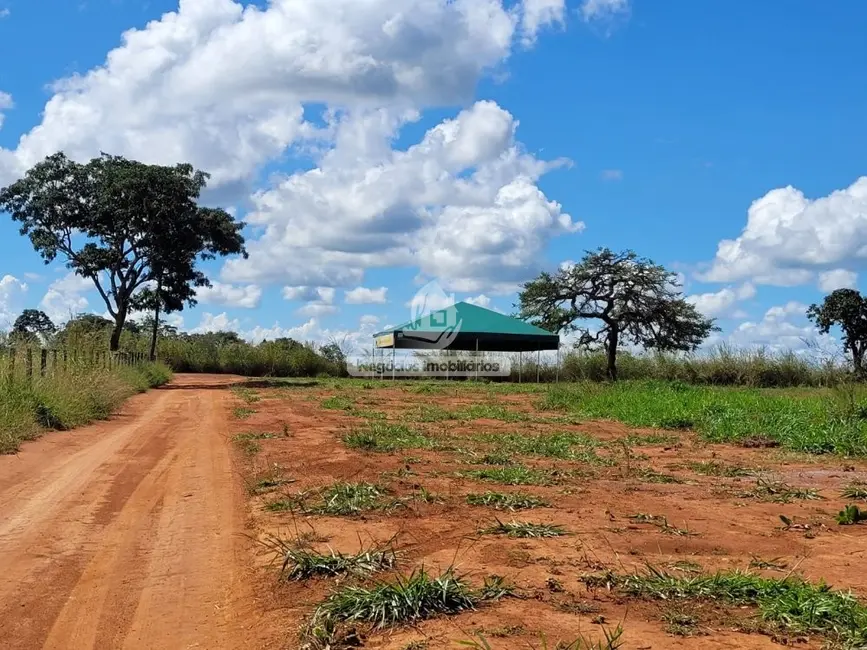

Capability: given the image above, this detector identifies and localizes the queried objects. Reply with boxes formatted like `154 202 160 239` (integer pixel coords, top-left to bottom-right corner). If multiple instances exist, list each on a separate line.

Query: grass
465 491 550 510
262 536 397 580
622 566 867 648
477 431 613 465
480 519 566 538
292 482 399 516
841 483 867 500
231 386 261 403
740 478 822 503
233 406 256 419
461 465 559 486
306 567 510 647
0 357 172 454
322 395 354 410
343 421 435 452
540 380 867 457
232 431 277 455
836 504 867 525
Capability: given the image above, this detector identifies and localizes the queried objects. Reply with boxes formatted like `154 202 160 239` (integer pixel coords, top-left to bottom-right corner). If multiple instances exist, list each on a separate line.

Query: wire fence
2 347 151 381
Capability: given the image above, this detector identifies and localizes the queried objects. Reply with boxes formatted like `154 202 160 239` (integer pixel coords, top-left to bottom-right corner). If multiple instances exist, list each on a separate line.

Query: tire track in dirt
0 374 257 650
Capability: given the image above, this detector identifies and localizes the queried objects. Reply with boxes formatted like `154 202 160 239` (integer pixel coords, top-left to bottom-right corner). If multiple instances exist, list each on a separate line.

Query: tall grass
0 354 172 454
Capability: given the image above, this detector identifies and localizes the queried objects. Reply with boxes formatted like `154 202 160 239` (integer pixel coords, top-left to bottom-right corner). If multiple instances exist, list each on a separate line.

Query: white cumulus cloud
0 274 28 328
702 177 867 287
580 0 630 22
345 286 388 304
686 283 756 319
224 101 579 293
196 282 262 308
520 0 566 46
39 273 92 324
818 269 858 292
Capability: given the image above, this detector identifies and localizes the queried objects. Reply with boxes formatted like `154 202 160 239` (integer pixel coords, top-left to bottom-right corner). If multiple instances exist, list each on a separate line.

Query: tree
11 309 56 344
0 152 246 353
518 248 717 381
807 289 867 376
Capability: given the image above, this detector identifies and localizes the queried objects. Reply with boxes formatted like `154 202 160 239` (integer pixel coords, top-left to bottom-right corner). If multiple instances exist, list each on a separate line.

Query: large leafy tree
11 309 56 344
807 288 867 376
0 152 246 352
518 248 717 380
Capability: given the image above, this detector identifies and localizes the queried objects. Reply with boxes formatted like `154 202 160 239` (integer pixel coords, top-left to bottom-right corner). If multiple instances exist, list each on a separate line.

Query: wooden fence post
51 349 58 375
25 349 33 380
40 349 48 377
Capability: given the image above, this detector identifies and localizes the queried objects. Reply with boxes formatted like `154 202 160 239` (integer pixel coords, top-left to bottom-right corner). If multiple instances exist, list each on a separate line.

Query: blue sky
0 0 865 354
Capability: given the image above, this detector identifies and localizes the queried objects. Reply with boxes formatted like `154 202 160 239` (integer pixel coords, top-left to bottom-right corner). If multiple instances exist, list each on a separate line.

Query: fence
2 347 151 381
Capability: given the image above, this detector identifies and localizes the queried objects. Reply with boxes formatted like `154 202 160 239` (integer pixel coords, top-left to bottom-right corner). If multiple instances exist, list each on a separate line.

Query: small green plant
322 395 354 410
628 513 694 536
837 504 867 525
232 431 276 455
233 406 256 419
662 608 703 637
261 535 397 579
749 556 787 571
306 567 508 646
306 482 398 516
742 478 822 503
462 465 557 486
232 386 261 403
636 468 684 484
480 519 566 538
465 492 549 510
343 421 434 452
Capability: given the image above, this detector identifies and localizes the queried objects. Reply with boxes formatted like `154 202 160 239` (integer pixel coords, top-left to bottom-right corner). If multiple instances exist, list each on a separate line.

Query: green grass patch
232 431 276 455
480 519 566 538
739 478 822 503
465 491 549 510
540 381 867 457
262 535 397 580
636 468 684 484
322 394 354 410
461 465 559 486
231 386 261 403
300 482 400 516
478 431 613 465
841 483 867 500
622 567 867 648
306 567 510 647
343 421 435 452
233 406 256 419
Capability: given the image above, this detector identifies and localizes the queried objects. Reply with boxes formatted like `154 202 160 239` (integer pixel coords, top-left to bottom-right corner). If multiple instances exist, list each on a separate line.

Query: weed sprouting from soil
636 468 684 484
749 556 788 571
232 386 261 403
836 504 867 525
740 478 822 503
465 492 549 510
662 607 704 637
261 535 397 580
622 566 867 647
480 519 566 538
343 421 435 452
305 567 509 647
322 395 354 410
233 406 256 419
232 431 276 455
841 483 867 500
459 626 625 650
478 431 613 465
461 465 558 486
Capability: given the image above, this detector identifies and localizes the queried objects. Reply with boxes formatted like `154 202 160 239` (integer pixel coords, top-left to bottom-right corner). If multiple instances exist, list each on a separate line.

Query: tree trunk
605 326 619 382
149 302 160 362
853 344 864 379
109 306 127 353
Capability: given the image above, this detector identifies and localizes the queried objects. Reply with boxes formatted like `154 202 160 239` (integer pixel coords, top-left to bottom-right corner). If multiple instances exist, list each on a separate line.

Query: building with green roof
373 301 559 352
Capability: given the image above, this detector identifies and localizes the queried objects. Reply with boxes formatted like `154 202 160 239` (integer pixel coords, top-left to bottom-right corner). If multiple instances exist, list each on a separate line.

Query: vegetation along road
0 374 259 650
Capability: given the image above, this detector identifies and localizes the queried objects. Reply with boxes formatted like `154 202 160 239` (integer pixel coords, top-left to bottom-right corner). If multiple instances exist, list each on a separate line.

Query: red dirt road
0 374 260 650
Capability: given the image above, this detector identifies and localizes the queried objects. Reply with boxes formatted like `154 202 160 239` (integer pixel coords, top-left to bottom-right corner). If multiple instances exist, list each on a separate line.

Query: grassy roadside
0 362 172 454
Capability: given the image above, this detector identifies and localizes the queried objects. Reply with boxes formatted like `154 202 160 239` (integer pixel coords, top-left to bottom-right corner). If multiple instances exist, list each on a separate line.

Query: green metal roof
374 301 555 337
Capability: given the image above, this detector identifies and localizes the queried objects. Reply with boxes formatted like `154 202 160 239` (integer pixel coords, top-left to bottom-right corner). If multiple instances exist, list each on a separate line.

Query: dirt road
0 374 260 650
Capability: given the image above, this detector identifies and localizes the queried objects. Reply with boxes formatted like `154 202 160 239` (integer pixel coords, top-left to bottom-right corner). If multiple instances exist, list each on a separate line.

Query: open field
234 378 867 650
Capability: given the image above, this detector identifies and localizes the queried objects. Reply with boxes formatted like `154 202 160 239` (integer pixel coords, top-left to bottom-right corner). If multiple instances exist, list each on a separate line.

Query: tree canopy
807 288 867 376
0 152 247 351
518 248 717 380
11 309 56 344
